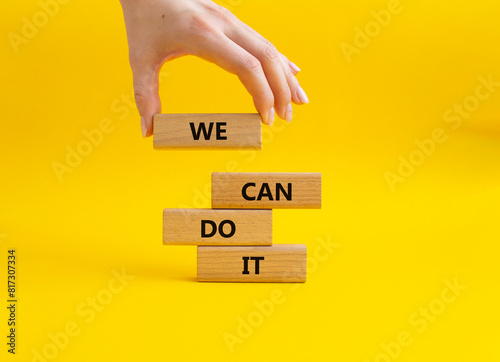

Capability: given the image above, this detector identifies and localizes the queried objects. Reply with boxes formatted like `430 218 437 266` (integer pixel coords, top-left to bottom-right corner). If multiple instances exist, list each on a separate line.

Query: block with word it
211 172 322 209
197 244 307 282
153 114 261 149
163 209 272 246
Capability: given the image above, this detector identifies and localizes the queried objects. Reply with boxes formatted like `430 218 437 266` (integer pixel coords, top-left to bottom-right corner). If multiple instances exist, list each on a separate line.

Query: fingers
130 60 161 137
192 31 276 126
223 21 309 121
225 28 293 121
278 52 300 76
279 55 309 105
224 16 302 78
287 59 301 75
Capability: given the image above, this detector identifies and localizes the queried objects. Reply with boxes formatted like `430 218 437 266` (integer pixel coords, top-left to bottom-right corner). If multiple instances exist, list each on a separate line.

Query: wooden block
163 209 272 246
153 113 261 149
197 244 307 282
211 172 322 209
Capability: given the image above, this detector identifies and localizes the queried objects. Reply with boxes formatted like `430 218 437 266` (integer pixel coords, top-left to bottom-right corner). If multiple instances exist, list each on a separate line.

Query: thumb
131 62 161 137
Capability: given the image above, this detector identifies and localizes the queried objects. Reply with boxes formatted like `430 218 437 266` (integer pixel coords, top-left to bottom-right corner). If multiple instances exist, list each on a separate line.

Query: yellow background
1 0 500 360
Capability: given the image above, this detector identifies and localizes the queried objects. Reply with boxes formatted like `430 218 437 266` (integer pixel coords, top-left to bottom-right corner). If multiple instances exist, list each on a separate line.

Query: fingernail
285 103 293 122
289 61 301 73
141 117 148 137
297 86 309 104
268 107 275 126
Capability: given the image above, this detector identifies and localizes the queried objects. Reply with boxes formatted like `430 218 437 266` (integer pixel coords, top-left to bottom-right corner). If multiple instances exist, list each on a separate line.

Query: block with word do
163 209 272 245
153 114 261 149
197 244 307 282
211 172 322 209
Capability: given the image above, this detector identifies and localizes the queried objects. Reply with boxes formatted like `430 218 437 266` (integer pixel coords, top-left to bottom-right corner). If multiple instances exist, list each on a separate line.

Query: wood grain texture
153 113 261 149
211 172 322 209
197 244 307 282
163 209 272 245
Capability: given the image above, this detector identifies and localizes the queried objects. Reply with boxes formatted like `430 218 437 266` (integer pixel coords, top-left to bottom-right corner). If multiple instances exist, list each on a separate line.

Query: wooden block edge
196 244 307 283
153 113 263 150
162 208 273 245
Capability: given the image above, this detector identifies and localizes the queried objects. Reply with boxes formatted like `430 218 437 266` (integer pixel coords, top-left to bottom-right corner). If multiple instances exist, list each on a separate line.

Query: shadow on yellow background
1 0 499 361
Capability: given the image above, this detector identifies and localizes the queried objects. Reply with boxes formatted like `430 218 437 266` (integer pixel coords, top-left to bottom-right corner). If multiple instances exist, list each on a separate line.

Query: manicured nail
285 103 293 122
297 86 309 104
268 107 275 126
288 61 301 73
141 117 148 137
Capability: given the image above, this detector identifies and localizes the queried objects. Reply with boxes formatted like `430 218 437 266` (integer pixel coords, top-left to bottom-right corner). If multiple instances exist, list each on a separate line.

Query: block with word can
211 172 322 209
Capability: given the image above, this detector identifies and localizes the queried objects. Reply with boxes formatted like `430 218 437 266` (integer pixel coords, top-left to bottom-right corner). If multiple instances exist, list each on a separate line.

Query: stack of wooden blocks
155 114 322 282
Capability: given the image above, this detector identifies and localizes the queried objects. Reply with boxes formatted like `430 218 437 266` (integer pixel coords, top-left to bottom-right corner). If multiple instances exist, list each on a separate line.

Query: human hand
119 0 309 137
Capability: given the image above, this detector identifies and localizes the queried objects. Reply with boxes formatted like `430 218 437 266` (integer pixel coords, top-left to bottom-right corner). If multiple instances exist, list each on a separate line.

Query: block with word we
153 114 261 149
